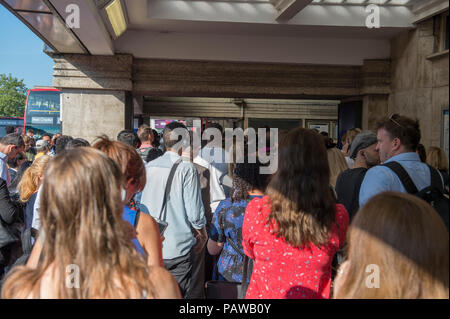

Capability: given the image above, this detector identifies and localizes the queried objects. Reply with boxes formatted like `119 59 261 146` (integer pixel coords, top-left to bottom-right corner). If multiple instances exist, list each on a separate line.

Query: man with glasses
359 114 444 207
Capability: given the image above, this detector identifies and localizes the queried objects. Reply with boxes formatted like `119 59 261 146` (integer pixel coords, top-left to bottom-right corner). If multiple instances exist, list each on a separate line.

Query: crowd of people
0 114 448 299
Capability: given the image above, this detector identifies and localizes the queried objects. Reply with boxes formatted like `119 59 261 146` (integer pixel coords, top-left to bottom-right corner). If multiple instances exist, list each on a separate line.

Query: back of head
345 128 362 146
35 139 49 153
231 158 270 203
137 124 153 144
163 121 189 151
335 192 449 299
23 135 35 149
92 135 145 189
18 155 51 203
117 130 141 149
203 122 224 148
348 131 378 160
0 133 25 148
376 114 421 152
323 135 336 149
2 148 150 299
427 146 449 171
54 135 74 155
65 138 90 150
266 128 336 248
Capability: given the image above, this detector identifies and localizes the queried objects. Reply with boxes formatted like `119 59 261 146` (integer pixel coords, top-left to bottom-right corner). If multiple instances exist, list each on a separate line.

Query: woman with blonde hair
427 146 449 194
333 192 449 299
18 155 51 228
1 148 180 299
242 128 349 299
326 146 349 190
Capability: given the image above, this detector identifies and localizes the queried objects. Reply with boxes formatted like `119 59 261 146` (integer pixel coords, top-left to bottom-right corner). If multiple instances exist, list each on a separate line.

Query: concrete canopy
0 0 427 65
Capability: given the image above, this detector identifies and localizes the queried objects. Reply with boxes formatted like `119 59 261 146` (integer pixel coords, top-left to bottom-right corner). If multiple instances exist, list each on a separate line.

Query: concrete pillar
61 89 127 143
362 94 389 131
52 54 133 143
360 59 391 131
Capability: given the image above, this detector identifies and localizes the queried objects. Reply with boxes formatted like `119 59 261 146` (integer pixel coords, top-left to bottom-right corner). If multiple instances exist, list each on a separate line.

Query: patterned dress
209 196 263 283
242 196 348 299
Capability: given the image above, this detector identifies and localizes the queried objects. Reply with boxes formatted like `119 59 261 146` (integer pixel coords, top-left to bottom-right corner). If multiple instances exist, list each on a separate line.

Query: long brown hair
266 128 336 248
18 155 51 202
334 192 449 299
2 148 153 298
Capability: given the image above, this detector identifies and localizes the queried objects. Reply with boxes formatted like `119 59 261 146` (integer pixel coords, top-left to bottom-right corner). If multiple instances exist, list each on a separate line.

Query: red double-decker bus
23 87 61 138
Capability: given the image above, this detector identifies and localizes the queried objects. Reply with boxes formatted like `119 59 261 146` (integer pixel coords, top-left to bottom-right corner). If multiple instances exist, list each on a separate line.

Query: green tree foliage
0 73 28 117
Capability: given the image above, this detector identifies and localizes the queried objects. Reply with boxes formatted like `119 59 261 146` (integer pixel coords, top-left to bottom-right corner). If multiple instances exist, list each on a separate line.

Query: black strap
226 237 245 259
383 162 418 194
134 210 141 228
218 214 245 259
427 165 445 193
158 158 183 221
242 255 249 285
218 214 250 285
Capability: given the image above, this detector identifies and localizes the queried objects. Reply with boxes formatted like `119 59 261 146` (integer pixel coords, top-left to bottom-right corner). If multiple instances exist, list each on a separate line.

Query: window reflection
4 0 50 12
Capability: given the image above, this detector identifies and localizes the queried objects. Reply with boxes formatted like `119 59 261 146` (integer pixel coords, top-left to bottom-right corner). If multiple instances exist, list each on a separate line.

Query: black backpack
383 162 449 231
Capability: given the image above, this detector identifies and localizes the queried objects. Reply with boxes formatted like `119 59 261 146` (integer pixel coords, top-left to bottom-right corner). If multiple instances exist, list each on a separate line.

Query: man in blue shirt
140 122 207 298
359 114 443 207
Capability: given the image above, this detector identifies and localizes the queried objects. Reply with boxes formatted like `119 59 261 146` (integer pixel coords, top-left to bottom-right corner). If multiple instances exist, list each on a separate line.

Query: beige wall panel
61 90 126 143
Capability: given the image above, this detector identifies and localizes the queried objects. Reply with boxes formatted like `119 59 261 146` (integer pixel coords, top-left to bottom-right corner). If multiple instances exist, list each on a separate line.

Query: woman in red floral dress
242 128 348 299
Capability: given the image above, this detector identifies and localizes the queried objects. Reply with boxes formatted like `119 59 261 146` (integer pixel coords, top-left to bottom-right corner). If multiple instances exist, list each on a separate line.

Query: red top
242 196 348 299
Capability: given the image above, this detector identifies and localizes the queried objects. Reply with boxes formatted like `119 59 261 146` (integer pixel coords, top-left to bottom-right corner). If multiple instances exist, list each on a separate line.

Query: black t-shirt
335 168 368 220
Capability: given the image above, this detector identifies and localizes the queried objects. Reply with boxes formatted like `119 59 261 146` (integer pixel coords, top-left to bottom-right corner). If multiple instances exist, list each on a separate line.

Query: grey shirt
140 151 206 260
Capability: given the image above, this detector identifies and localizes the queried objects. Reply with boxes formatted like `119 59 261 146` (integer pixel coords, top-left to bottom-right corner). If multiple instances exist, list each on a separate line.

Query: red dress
242 196 348 299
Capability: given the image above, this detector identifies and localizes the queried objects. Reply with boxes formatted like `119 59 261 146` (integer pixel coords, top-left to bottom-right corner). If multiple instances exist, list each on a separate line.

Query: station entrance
137 97 349 143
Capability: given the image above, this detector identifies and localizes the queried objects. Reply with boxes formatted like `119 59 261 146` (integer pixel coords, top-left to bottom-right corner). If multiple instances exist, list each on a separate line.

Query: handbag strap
242 255 249 283
218 213 245 259
158 158 183 221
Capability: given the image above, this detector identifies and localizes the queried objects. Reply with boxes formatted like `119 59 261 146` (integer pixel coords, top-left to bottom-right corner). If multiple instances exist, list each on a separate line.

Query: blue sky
0 5 53 89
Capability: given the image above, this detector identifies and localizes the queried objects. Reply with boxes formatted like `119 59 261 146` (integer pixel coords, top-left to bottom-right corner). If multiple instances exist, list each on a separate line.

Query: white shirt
193 155 229 214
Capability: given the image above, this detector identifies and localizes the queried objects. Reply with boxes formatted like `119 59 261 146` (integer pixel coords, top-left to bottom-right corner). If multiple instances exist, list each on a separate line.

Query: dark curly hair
230 159 269 203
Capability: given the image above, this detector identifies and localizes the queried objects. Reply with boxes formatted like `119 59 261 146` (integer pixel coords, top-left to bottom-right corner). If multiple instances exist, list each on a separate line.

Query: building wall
389 17 449 149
